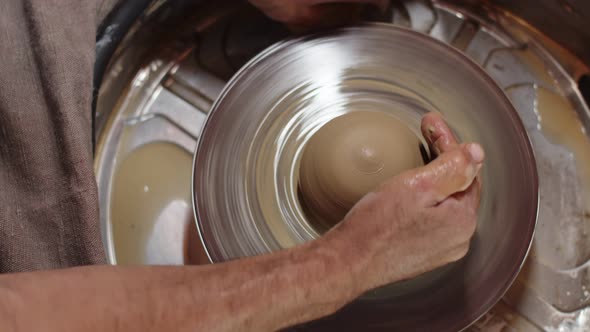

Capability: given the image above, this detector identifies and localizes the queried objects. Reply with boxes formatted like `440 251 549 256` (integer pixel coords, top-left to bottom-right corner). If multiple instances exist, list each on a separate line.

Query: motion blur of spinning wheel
95 1 590 330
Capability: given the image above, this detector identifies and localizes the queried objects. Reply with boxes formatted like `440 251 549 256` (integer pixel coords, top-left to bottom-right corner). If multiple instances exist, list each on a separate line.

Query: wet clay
298 111 424 229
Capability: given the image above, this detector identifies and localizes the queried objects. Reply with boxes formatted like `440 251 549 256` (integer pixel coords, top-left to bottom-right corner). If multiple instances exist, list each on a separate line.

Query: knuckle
449 149 469 169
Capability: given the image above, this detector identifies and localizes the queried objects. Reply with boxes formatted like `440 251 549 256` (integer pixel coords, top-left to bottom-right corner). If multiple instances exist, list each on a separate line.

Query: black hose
92 0 154 154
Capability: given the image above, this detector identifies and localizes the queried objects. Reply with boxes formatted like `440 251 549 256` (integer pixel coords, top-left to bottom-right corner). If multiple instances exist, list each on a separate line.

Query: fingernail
426 126 436 144
467 144 485 163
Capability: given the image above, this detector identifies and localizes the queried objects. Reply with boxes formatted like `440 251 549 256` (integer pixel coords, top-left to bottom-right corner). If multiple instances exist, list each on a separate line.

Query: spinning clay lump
298 111 425 230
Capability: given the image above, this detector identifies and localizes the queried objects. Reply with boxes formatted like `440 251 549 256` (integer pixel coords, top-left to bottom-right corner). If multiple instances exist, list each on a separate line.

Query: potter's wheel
95 1 590 331
192 22 537 258
192 23 538 331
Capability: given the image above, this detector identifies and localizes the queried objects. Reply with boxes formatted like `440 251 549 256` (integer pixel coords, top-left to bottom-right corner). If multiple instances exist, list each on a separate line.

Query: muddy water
536 88 590 209
110 142 206 265
523 83 590 270
492 40 590 270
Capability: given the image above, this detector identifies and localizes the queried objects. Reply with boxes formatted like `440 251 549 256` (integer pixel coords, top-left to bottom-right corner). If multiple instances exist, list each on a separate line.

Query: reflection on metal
450 20 479 51
96 0 590 330
124 113 199 141
404 0 439 34
482 44 528 68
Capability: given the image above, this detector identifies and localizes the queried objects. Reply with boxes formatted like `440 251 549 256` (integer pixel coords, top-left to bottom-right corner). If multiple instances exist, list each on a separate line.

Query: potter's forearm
198 240 360 331
0 240 359 332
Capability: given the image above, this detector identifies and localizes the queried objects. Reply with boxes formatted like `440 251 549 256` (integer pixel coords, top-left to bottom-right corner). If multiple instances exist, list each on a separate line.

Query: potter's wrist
315 229 372 299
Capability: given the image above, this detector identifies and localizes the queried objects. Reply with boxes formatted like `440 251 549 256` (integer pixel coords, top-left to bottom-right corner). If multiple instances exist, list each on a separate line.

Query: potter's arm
0 240 359 332
0 114 483 332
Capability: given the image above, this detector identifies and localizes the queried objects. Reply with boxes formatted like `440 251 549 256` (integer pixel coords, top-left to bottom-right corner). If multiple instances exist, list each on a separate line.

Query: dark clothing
0 0 118 271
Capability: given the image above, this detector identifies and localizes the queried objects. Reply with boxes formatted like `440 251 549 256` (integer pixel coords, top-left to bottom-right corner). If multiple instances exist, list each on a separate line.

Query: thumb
414 143 484 205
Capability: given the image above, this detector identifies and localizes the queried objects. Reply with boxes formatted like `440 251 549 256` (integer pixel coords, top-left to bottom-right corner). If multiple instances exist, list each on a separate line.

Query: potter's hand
249 0 388 28
323 112 484 292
